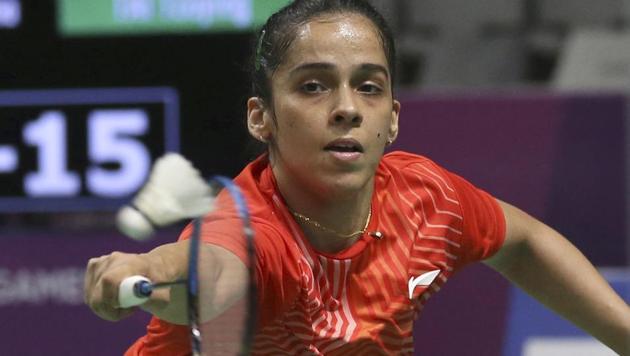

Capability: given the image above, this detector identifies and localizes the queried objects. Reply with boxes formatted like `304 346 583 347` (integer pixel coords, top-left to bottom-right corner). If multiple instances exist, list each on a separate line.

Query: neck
293 200 372 253
274 171 374 253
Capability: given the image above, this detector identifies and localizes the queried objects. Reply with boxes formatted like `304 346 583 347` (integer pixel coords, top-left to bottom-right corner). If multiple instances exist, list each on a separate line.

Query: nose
330 85 362 126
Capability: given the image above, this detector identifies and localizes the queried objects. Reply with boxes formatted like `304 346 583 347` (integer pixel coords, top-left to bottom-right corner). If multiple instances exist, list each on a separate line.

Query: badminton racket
117 154 256 355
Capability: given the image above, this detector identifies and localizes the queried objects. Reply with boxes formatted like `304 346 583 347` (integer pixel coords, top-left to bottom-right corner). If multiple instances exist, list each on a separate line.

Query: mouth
324 138 364 153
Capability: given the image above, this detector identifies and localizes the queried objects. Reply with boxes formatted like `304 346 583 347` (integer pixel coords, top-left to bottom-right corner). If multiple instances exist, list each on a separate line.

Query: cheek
372 114 393 133
277 111 297 132
280 103 320 132
275 109 314 146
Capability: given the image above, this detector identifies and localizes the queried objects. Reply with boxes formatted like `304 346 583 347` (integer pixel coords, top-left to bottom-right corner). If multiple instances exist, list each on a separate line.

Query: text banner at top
57 0 290 36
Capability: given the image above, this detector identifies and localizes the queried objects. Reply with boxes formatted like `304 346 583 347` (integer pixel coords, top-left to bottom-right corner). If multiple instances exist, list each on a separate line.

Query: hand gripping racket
116 154 256 355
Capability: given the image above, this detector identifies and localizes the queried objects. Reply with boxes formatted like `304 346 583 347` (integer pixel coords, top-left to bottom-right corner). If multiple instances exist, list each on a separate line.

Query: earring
386 139 393 145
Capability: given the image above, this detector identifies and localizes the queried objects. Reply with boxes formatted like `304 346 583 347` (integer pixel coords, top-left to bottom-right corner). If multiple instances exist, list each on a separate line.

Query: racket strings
188 176 256 356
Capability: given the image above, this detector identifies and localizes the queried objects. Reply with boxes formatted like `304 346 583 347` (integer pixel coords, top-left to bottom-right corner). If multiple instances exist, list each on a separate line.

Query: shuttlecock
116 153 215 241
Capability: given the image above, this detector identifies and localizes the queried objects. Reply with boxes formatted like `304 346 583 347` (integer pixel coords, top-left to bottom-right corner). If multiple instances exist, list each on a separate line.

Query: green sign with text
57 0 290 36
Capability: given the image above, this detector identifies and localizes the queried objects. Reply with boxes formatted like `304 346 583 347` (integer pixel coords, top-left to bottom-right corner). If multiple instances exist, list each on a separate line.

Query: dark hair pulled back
251 0 396 105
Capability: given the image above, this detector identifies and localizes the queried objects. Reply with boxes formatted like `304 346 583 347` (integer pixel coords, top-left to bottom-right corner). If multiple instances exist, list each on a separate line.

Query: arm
84 240 247 325
484 200 630 355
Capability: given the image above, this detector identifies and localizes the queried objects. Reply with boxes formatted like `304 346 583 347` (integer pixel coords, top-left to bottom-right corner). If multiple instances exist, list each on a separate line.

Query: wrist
142 241 189 282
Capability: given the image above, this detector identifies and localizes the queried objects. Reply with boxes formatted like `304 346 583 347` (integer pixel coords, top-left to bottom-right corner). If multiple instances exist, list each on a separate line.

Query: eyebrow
289 62 390 79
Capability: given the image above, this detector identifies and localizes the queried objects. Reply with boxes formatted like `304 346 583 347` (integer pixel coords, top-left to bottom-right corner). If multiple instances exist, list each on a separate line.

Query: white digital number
86 109 150 197
22 109 152 198
23 111 81 196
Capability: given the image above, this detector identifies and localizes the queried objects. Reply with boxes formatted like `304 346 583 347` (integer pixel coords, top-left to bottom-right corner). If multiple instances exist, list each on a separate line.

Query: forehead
279 13 388 72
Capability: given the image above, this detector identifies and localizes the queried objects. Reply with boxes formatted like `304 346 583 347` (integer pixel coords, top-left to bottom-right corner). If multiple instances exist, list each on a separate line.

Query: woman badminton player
84 0 630 354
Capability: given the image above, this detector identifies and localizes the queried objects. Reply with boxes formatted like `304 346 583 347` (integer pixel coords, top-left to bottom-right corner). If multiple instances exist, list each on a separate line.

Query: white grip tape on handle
119 275 151 308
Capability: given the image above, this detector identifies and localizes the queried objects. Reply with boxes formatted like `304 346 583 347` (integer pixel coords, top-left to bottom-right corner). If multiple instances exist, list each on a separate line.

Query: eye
301 81 327 94
358 83 383 95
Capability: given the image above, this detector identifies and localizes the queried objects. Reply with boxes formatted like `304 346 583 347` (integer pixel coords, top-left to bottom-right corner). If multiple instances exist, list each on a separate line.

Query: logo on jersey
408 270 441 299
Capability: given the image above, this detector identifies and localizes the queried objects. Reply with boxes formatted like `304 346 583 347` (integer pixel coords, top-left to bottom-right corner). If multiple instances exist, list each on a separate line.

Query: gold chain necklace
290 207 372 239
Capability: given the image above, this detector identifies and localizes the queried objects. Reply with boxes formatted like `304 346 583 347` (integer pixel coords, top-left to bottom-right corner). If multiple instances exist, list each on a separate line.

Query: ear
247 97 273 142
387 99 400 144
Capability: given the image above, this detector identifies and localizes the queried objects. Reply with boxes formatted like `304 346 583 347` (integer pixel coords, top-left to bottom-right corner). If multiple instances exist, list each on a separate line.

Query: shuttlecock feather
116 153 215 241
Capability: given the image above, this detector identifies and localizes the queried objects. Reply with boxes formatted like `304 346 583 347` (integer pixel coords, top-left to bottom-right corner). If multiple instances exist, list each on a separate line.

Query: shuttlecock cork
116 153 215 241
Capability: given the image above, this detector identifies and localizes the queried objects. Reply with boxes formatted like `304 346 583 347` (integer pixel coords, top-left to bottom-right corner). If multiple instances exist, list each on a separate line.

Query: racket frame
187 176 256 356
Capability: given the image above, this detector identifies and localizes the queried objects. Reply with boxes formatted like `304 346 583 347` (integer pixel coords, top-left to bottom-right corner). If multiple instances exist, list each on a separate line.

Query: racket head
188 176 256 356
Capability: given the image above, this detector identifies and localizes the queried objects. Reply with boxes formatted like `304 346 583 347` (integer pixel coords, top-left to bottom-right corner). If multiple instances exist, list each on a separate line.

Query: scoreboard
0 87 179 212
0 0 283 213
0 0 21 29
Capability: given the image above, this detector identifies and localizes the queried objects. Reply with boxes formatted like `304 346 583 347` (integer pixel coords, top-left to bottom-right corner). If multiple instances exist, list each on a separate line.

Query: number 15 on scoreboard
0 87 179 212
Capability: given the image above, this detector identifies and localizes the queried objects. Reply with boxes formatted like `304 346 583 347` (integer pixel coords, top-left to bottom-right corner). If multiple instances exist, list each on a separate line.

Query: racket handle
119 275 152 308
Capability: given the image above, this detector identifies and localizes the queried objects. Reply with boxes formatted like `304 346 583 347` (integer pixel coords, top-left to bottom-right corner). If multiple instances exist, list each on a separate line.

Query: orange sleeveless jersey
126 151 506 355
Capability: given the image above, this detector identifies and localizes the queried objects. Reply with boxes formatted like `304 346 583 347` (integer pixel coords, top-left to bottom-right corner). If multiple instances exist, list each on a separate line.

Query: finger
85 280 102 313
86 262 122 312
84 256 106 304
113 307 138 320
88 279 137 322
100 271 124 309
94 304 138 322
89 252 129 308
141 287 171 313
92 252 125 280
91 253 117 282
141 299 170 315
85 255 110 287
